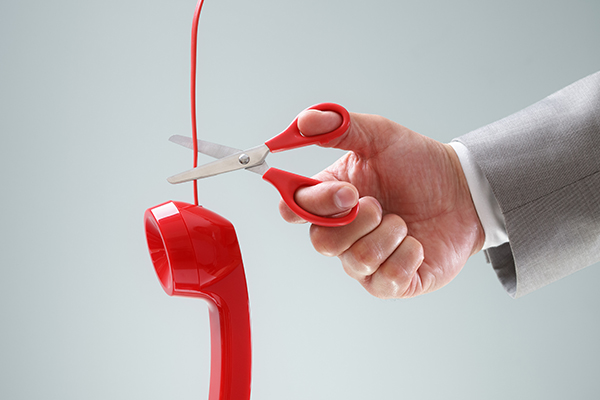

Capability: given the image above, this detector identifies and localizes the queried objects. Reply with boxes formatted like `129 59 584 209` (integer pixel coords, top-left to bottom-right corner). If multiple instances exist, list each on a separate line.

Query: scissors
167 102 359 227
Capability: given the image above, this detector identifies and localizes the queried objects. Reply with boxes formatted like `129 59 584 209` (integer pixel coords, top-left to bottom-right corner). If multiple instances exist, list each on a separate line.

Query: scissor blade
169 135 241 158
167 144 271 184
168 136 270 177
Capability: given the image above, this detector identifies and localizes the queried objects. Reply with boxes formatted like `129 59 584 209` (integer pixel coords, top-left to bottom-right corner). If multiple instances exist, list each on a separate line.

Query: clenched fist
279 109 485 298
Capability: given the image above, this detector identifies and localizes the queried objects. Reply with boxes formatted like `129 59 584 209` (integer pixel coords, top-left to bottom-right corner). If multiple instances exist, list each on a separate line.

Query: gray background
1 0 599 399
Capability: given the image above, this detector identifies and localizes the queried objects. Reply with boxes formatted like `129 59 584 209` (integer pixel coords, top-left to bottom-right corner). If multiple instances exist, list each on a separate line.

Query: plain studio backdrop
1 0 599 399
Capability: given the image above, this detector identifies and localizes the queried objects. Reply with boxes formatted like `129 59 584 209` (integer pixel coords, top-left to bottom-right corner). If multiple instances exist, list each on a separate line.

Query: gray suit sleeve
455 71 600 298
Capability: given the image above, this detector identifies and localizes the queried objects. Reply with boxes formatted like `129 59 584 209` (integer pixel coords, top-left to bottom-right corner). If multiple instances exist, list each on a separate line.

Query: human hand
279 109 485 298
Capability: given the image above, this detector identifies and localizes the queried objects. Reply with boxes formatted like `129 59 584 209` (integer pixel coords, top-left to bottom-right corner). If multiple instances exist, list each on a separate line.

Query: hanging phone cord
191 0 205 206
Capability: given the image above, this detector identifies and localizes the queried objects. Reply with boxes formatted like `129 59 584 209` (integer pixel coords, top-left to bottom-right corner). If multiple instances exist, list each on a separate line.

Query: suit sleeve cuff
448 141 509 250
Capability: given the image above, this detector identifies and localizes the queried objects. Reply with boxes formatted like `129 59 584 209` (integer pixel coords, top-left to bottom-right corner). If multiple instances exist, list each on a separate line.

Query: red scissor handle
263 168 359 227
265 103 351 152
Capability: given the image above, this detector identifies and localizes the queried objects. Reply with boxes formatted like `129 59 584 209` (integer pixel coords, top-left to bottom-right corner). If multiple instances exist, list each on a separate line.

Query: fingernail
334 187 357 210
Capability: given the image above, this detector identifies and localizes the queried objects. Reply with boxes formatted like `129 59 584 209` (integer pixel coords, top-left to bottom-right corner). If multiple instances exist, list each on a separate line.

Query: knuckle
364 279 401 300
364 282 390 299
309 225 342 257
387 214 408 237
348 241 382 275
340 253 376 279
369 237 425 300
404 236 425 263
371 275 405 299
361 197 383 227
279 201 305 224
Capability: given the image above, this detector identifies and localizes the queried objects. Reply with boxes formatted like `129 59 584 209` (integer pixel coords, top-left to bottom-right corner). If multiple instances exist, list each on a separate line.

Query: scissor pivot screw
238 154 250 165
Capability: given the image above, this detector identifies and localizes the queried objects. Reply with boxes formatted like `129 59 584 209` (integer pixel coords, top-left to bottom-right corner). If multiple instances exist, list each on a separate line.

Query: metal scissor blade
167 143 271 184
169 135 242 159
168 136 270 178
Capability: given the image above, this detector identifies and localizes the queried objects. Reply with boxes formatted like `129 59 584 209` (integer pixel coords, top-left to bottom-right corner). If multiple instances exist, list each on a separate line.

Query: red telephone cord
190 0 205 205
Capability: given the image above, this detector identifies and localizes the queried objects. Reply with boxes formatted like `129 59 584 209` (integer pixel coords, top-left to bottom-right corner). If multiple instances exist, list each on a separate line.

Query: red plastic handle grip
264 102 351 153
262 168 359 227
144 201 251 400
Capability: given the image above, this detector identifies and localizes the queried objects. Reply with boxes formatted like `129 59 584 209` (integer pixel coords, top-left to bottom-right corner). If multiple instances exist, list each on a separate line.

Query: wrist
444 143 486 255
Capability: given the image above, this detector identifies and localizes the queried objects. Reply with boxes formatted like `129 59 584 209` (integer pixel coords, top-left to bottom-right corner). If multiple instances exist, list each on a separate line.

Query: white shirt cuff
448 141 509 250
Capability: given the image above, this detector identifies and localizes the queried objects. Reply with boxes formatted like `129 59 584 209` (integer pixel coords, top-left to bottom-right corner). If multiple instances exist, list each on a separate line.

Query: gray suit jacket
456 71 600 298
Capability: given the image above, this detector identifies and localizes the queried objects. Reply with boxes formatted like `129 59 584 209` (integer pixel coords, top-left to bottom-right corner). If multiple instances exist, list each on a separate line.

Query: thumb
298 108 400 157
279 181 359 224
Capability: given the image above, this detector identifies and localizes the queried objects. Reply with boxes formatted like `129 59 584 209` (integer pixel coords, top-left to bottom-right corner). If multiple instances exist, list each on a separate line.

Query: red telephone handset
144 201 251 400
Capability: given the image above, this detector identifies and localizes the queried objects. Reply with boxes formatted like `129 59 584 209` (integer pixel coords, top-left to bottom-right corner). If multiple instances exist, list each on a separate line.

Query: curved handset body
145 201 251 400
